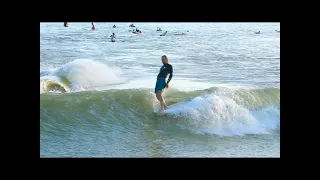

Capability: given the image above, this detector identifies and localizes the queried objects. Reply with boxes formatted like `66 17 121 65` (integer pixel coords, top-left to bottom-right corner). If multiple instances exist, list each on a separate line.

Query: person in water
154 55 173 110
160 31 167 36
113 25 116 28
64 22 68 27
91 22 95 30
133 28 141 33
110 32 116 38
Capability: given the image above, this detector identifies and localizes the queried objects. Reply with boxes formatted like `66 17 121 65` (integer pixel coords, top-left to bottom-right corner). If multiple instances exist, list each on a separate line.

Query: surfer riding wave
154 55 173 110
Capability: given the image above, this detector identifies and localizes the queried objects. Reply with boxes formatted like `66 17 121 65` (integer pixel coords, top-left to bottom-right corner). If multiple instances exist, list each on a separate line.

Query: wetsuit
154 64 173 93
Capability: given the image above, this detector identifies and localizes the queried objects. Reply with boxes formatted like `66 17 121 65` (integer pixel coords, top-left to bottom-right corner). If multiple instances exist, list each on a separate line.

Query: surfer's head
162 55 168 64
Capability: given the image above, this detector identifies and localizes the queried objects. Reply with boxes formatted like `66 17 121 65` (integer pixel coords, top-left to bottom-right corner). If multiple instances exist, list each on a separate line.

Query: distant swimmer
64 22 68 27
157 27 162 31
255 31 260 34
110 33 116 42
160 31 167 36
113 25 117 28
155 55 173 110
129 23 135 27
175 33 186 35
110 32 116 38
133 28 142 33
91 22 95 30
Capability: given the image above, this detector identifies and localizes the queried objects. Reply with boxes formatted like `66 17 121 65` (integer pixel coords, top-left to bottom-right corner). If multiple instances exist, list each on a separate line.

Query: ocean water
40 22 280 157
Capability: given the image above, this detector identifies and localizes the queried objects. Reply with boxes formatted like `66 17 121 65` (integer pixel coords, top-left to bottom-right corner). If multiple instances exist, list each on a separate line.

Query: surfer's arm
167 66 173 84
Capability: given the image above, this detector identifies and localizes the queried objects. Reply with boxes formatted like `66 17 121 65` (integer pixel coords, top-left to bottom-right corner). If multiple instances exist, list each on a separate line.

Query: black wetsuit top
157 64 173 84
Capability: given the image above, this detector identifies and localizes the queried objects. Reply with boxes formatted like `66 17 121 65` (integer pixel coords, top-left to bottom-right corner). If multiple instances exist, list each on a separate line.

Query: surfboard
158 97 194 115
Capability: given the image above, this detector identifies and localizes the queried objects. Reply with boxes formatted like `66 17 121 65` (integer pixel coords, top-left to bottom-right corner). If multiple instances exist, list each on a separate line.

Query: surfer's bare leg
156 90 168 110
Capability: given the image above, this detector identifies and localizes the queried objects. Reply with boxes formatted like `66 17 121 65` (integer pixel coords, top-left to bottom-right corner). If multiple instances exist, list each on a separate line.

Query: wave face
40 86 280 138
40 60 280 157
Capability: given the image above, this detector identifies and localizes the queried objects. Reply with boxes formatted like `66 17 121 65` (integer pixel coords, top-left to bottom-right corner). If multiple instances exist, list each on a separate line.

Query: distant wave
253 57 280 59
40 59 123 93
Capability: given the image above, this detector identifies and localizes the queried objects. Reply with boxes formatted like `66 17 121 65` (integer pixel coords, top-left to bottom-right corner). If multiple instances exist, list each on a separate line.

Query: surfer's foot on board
160 102 168 111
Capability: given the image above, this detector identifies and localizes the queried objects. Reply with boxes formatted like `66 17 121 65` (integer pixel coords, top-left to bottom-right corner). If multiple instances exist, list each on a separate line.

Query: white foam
55 59 123 91
158 93 279 136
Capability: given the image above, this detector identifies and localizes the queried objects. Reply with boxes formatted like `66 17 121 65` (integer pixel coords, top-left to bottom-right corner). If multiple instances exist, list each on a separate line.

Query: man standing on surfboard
155 55 173 110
